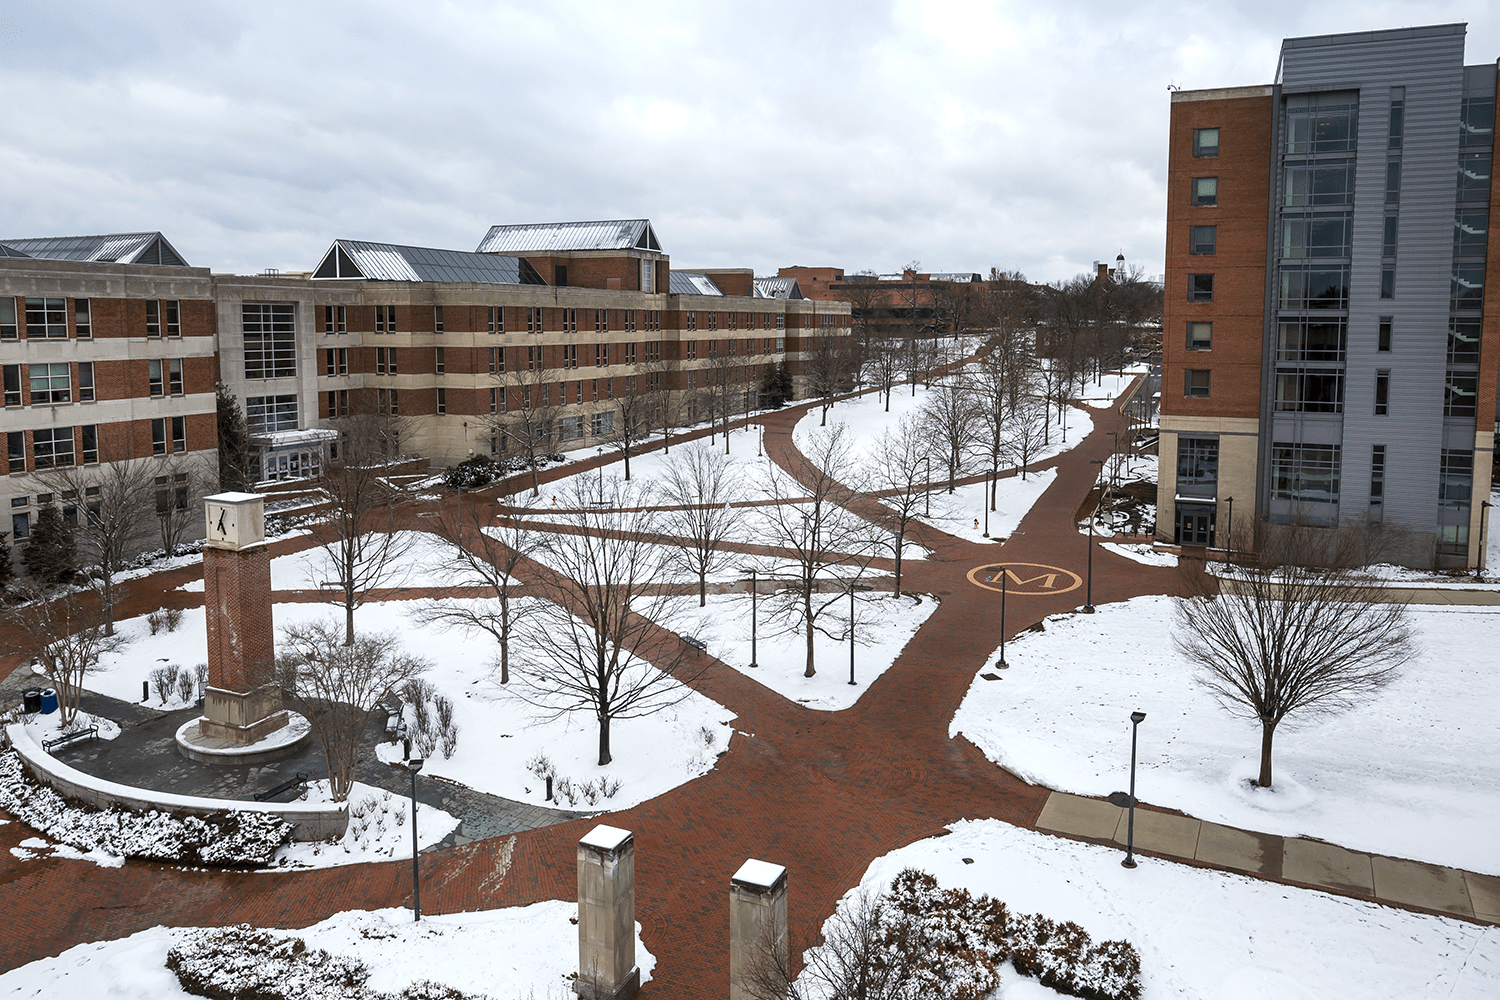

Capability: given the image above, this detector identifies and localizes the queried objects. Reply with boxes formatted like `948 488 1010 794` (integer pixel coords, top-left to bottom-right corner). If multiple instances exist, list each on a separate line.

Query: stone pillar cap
732 859 787 892
580 824 633 854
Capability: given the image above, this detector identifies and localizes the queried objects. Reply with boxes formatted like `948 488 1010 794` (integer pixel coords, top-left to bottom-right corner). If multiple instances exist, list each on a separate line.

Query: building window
6 431 23 472
74 299 91 339
1276 318 1345 362
562 309 576 333
435 387 447 414
776 313 785 331
776 337 785 353
1388 89 1404 149
326 389 349 418
1190 226 1216 255
1461 97 1495 147
489 347 501 375
1374 370 1389 415
375 346 399 375
1283 159 1355 206
1274 369 1343 412
686 340 697 360
1448 318 1481 364
78 361 94 402
28 363 71 404
559 415 584 441
149 358 185 397
378 387 399 415
246 395 298 433
1188 274 1214 302
34 427 75 467
1271 442 1341 504
489 387 498 413
1440 449 1474 506
1369 445 1386 508
1285 93 1358 154
164 300 180 337
527 307 541 333
624 342 636 365
375 305 395 332
323 304 347 333
11 513 28 539
1378 266 1395 299
561 344 578 369
1452 263 1484 310
3 364 19 406
26 298 67 338
1378 317 1392 352
1186 322 1212 350
1184 369 1211 398
1458 151 1491 201
0 297 16 340
1176 437 1219 485
243 303 296 379
1279 265 1349 310
645 341 660 362
1445 370 1478 416
433 305 444 333
640 259 654 294
591 411 614 437
1192 177 1218 206
487 306 503 333
1385 160 1402 203
325 347 348 376
149 359 163 397
595 309 607 333
169 358 183 396
1281 213 1353 258
687 311 697 332
1193 127 1219 157
80 424 97 464
435 346 446 373
625 310 638 333
708 311 718 331
1455 210 1488 256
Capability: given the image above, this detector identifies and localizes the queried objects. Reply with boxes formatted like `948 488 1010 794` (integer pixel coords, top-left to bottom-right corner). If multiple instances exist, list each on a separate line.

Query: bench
252 771 309 802
42 726 98 753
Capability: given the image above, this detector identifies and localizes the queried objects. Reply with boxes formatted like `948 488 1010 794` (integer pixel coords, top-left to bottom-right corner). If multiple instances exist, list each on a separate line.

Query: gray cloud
2 0 1494 283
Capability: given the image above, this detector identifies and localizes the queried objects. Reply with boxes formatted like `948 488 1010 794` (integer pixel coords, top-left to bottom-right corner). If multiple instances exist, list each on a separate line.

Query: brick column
730 859 788 1000
199 493 286 745
576 824 639 1000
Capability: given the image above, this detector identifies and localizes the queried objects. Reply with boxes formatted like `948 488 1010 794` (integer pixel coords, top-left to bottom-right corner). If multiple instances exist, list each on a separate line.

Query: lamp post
997 567 1009 668
1223 496 1234 563
1085 459 1103 613
406 757 424 919
1122 712 1145 869
849 582 857 685
743 565 759 668
595 446 606 499
925 454 931 517
1479 500 1492 580
982 469 992 538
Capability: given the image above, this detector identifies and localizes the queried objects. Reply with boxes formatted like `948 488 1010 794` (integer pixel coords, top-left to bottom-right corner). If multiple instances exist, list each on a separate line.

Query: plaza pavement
0 376 1494 995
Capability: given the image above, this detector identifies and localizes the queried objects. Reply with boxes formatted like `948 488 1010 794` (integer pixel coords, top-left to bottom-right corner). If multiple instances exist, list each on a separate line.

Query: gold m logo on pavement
967 562 1083 596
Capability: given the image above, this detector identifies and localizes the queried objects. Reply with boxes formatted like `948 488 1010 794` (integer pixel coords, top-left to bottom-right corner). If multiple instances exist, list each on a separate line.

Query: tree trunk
820 405 827 426
1258 720 1276 788
803 590 816 677
699 571 707 607
623 441 631 481
893 536 903 593
345 595 356 646
598 712 612 766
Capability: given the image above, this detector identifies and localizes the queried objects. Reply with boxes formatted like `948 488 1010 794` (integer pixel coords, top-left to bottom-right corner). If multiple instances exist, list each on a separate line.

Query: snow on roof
732 859 787 890
753 277 803 300
0 232 189 266
669 271 725 296
579 824 633 853
312 240 546 285
475 220 662 254
929 272 983 283
251 428 340 447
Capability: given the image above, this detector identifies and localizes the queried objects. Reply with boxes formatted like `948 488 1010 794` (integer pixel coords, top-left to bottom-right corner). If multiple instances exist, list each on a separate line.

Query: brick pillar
199 493 286 745
730 859 788 1000
576 824 639 1000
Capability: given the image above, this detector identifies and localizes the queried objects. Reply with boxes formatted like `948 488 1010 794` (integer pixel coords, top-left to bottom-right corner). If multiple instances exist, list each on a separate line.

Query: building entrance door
1176 505 1215 546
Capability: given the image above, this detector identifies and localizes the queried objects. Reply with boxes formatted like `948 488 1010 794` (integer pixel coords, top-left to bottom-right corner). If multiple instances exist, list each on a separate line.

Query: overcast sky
2 1 1497 284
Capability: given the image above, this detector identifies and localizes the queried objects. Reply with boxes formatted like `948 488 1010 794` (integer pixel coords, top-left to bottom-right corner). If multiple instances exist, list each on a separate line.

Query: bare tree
490 345 559 497
276 617 428 801
642 355 682 453
867 416 933 592
314 406 415 645
515 479 703 766
705 343 748 452
1 580 130 727
152 453 211 555
660 443 744 606
758 426 881 677
1174 528 1418 788
29 457 156 634
919 376 979 493
610 369 655 478
409 493 540 684
804 330 857 425
1003 398 1049 481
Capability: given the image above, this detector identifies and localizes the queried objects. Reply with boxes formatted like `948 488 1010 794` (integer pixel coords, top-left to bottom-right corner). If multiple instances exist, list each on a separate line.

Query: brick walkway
0 380 1491 992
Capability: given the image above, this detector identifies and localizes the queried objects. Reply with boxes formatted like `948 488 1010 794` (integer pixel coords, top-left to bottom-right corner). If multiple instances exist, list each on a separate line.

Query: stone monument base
176 710 312 766
200 683 286 745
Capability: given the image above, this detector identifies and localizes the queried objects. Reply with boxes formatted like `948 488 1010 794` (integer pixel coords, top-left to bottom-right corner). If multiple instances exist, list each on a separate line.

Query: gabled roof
669 271 725 296
0 232 188 266
0 243 31 258
475 220 663 255
754 277 803 300
313 240 547 285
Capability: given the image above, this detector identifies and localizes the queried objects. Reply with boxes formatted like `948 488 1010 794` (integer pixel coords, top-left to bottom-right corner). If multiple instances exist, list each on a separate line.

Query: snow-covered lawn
178 531 468 593
656 591 939 710
275 780 458 869
85 600 736 814
913 468 1057 543
951 596 1500 875
1073 365 1150 405
0 902 652 999
819 818 1497 1000
1099 542 1177 567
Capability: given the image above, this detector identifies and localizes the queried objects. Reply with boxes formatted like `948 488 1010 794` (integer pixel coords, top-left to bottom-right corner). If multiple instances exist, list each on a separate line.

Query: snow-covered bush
167 924 498 1000
0 751 292 867
150 665 180 705
147 607 184 635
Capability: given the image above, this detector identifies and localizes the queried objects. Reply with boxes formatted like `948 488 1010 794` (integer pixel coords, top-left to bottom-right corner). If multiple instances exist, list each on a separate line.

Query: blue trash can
38 689 57 715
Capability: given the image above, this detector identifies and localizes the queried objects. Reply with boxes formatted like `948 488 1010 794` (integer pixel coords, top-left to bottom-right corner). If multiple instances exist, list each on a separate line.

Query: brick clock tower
199 492 287 745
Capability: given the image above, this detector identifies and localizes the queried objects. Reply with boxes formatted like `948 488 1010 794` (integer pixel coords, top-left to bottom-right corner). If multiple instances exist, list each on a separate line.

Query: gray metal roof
669 271 725 296
0 243 31 258
313 240 547 284
0 232 188 265
475 219 662 254
753 277 803 300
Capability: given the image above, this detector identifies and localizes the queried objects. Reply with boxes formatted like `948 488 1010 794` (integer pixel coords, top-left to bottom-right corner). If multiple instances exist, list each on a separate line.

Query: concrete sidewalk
1037 790 1500 925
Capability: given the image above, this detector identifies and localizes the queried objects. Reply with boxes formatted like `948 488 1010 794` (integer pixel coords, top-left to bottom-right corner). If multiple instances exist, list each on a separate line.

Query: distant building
1157 23 1497 569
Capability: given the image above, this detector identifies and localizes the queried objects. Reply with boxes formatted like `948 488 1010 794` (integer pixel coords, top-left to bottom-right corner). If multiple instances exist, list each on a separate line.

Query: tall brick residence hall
1158 23 1500 569
1 221 850 570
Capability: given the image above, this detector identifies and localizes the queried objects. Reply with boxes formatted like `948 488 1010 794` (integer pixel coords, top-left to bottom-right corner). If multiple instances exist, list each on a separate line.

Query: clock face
204 494 264 549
